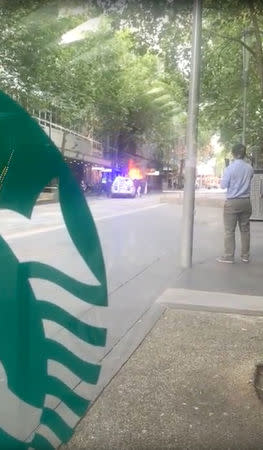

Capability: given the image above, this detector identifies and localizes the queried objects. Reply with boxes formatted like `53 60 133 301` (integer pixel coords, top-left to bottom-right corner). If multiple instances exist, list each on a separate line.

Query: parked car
111 176 136 198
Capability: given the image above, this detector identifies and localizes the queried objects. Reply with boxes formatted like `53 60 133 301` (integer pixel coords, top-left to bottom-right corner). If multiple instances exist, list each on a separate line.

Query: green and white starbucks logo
0 92 108 449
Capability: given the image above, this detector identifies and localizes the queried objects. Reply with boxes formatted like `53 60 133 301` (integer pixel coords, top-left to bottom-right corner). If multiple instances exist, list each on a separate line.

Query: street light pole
242 29 250 146
181 0 202 269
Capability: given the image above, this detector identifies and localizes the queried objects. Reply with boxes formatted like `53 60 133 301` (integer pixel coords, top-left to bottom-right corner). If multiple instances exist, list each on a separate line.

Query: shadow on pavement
174 257 263 297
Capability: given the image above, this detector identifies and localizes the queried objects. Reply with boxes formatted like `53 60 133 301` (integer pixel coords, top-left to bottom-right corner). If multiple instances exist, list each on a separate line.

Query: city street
2 192 263 447
0 194 185 446
2 2 263 448
0 194 182 298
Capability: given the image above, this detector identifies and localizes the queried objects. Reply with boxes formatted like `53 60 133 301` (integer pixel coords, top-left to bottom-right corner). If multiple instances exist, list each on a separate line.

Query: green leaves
199 2 263 149
2 0 263 161
0 1 188 160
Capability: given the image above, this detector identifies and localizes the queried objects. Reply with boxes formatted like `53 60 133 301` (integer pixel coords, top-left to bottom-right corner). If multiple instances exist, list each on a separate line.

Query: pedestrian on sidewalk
217 143 254 264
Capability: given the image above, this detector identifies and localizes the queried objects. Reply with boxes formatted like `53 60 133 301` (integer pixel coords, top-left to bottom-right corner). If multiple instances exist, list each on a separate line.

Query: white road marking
5 225 65 240
97 203 167 221
3 203 167 240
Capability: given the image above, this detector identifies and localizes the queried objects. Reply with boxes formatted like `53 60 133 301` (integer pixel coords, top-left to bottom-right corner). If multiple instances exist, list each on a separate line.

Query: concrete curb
160 194 225 208
157 288 263 316
57 303 165 449
92 303 166 399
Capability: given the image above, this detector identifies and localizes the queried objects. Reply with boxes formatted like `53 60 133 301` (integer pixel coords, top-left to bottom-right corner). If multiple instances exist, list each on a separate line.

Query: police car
111 176 136 198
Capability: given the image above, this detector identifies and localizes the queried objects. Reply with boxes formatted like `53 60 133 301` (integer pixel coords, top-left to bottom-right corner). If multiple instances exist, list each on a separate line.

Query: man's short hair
232 143 246 159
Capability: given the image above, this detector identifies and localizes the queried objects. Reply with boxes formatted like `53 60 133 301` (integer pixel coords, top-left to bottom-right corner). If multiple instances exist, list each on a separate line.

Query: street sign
250 170 263 221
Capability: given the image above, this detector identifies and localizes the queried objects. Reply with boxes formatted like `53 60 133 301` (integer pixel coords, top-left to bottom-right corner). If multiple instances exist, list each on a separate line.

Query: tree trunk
61 131 68 156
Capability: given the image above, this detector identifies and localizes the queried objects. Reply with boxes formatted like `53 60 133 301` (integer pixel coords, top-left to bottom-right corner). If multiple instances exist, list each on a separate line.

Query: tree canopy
0 0 263 165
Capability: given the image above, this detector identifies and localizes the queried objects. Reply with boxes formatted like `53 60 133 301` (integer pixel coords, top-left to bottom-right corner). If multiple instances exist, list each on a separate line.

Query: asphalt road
3 191 263 447
0 194 185 446
0 194 182 297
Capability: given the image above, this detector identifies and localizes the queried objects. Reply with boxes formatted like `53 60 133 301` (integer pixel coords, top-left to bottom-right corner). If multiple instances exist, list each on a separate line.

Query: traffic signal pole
181 0 202 269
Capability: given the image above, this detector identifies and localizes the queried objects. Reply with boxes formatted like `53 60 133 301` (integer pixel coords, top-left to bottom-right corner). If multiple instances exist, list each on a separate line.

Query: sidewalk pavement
63 308 263 450
62 201 263 450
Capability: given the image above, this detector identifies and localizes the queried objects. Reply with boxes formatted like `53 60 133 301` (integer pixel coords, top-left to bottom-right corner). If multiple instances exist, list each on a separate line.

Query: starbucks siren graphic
0 92 108 449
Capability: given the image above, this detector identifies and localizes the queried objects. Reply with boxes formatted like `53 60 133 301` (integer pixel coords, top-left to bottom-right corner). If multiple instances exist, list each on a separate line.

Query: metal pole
181 0 202 269
242 30 249 146
242 76 247 146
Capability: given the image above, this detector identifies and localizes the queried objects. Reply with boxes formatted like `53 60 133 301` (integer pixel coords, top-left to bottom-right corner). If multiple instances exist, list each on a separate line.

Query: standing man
217 143 254 264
